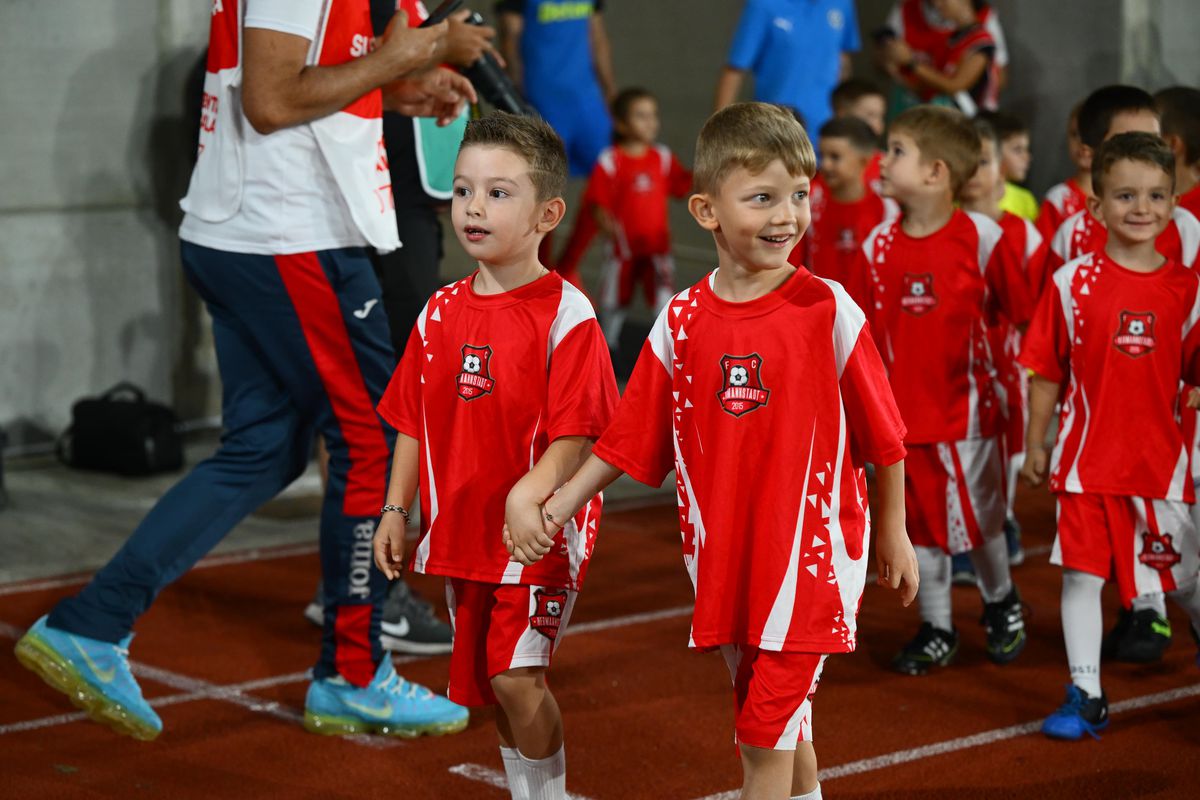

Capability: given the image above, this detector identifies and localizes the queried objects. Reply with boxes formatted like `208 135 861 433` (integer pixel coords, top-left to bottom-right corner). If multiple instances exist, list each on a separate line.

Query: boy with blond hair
372 113 618 800
855 105 1031 676
1022 132 1200 739
507 102 917 800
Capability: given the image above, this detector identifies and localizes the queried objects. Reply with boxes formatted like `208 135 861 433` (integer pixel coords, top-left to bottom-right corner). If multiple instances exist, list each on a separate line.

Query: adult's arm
497 10 525 92
241 13 449 135
713 67 747 111
589 12 618 102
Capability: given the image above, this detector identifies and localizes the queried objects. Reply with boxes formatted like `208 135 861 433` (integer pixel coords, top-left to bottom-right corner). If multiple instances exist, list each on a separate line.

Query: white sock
916 546 953 631
1168 583 1200 636
792 783 822 800
969 534 1013 603
517 746 566 800
501 747 527 800
1061 569 1104 697
1131 592 1167 616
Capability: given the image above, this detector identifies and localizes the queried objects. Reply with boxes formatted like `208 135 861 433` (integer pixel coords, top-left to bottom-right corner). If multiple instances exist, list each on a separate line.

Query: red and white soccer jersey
940 23 999 113
863 151 883 196
1036 178 1088 249
1180 183 1200 220
1019 252 1200 501
589 144 691 259
377 272 618 589
1043 207 1200 289
857 210 1032 444
593 270 907 653
789 181 898 306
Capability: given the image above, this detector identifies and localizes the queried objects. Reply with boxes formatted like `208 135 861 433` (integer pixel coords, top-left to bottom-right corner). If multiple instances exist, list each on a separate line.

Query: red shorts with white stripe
444 578 577 707
719 646 826 750
905 437 1007 555
1052 493 1200 606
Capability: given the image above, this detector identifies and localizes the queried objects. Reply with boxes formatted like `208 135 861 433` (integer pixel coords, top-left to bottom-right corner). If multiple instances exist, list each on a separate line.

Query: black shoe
892 623 959 675
1103 607 1171 663
304 580 454 655
981 586 1027 664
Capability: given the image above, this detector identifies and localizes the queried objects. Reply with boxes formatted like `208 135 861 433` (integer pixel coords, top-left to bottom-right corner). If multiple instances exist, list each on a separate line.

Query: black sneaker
981 586 1027 664
1103 607 1171 663
892 623 959 675
304 581 454 655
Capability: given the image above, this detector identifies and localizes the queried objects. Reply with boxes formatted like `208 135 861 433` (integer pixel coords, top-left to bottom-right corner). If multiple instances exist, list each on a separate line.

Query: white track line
448 764 594 799
693 682 1200 798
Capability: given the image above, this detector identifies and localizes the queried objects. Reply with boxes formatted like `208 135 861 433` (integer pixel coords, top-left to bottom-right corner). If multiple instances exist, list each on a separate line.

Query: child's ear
927 158 950 190
689 192 720 231
1086 193 1107 229
537 197 567 233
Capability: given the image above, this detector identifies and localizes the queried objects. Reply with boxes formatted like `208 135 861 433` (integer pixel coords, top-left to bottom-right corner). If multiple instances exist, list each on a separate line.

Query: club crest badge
900 273 938 316
1113 311 1156 358
530 589 569 640
717 354 770 417
1139 530 1182 570
456 344 495 401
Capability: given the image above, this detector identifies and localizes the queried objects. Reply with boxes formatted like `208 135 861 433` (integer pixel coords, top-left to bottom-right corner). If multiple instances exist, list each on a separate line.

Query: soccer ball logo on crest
900 273 938 316
1113 310 1156 357
1138 530 1181 570
717 354 770 417
530 588 569 640
456 344 495 400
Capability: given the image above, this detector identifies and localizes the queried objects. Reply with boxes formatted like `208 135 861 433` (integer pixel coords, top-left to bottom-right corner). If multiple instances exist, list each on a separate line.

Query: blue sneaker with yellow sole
14 615 162 741
304 657 468 737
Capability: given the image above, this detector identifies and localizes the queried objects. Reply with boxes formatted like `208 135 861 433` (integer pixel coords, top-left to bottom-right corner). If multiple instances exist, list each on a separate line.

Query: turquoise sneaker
304 657 468 737
14 615 162 741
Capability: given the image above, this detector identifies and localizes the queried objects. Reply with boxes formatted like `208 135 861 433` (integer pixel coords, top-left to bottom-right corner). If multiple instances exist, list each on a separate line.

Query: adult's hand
445 9 502 68
383 66 477 125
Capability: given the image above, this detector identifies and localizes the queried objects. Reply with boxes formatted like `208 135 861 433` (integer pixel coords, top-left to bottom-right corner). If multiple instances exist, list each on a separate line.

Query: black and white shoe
981 586 1027 664
892 623 959 676
1102 607 1170 663
305 580 453 655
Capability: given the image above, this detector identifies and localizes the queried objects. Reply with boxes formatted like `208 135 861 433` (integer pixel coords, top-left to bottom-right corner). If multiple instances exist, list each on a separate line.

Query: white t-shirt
180 0 400 255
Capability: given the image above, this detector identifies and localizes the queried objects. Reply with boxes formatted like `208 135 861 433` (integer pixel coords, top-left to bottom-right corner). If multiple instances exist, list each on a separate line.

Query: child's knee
490 667 547 709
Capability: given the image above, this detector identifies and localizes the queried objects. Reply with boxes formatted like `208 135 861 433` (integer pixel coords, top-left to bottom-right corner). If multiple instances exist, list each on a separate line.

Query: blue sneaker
14 615 162 741
1042 684 1108 740
951 552 976 586
304 657 468 737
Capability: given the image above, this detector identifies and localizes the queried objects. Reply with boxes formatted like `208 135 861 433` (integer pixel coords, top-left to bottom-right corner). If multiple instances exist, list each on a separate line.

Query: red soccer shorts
1053 493 1200 606
599 252 675 312
719 645 826 750
905 437 1007 555
444 578 577 707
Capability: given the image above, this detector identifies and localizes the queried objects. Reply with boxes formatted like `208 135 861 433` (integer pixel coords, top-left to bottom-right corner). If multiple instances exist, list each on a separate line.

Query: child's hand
505 493 556 566
875 521 919 607
1187 387 1200 410
1020 445 1048 487
373 512 407 580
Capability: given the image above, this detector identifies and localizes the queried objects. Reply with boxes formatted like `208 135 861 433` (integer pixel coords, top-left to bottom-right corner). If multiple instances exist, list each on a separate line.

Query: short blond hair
460 112 568 201
693 103 816 195
890 106 981 196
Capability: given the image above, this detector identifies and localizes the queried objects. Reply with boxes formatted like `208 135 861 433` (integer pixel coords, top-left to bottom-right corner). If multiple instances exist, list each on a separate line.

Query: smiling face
451 145 562 268
1092 158 1174 247
690 159 811 274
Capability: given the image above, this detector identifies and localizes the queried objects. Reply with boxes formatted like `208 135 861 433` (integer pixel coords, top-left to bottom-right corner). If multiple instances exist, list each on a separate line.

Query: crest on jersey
530 589 569 640
1113 311 1156 358
456 344 495 401
717 354 770 417
1139 530 1182 570
900 273 938 316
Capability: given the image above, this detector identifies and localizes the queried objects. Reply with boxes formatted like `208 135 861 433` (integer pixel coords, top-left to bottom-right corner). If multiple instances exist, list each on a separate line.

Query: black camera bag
59 383 183 476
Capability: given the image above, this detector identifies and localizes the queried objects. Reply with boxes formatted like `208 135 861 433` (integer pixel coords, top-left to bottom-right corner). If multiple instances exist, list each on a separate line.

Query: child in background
979 110 1038 222
590 87 692 348
1037 103 1091 245
1021 132 1200 740
790 117 897 307
510 102 917 800
858 105 1030 676
831 78 888 194
1155 86 1200 218
373 114 618 800
957 117 1046 573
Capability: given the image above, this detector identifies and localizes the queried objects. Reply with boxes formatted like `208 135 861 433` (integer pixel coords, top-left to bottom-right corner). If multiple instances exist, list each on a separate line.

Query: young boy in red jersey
1021 132 1200 740
958 117 1046 568
789 117 897 307
1037 103 1091 245
509 102 918 800
1045 85 1200 285
831 78 887 193
857 105 1031 676
590 87 692 348
372 114 618 800
1155 86 1200 218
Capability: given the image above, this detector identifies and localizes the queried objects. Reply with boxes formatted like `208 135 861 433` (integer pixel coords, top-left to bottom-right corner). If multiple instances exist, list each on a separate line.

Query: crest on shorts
717 354 770 417
456 344 495 401
1138 530 1182 570
900 273 938 316
1113 311 1156 358
530 589 568 640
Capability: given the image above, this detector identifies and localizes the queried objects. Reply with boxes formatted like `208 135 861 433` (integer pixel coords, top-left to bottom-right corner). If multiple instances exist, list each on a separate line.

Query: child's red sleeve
589 160 615 213
668 152 693 199
1018 282 1070 383
591 319 676 487
376 319 426 438
984 232 1033 327
547 317 619 442
841 323 907 466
